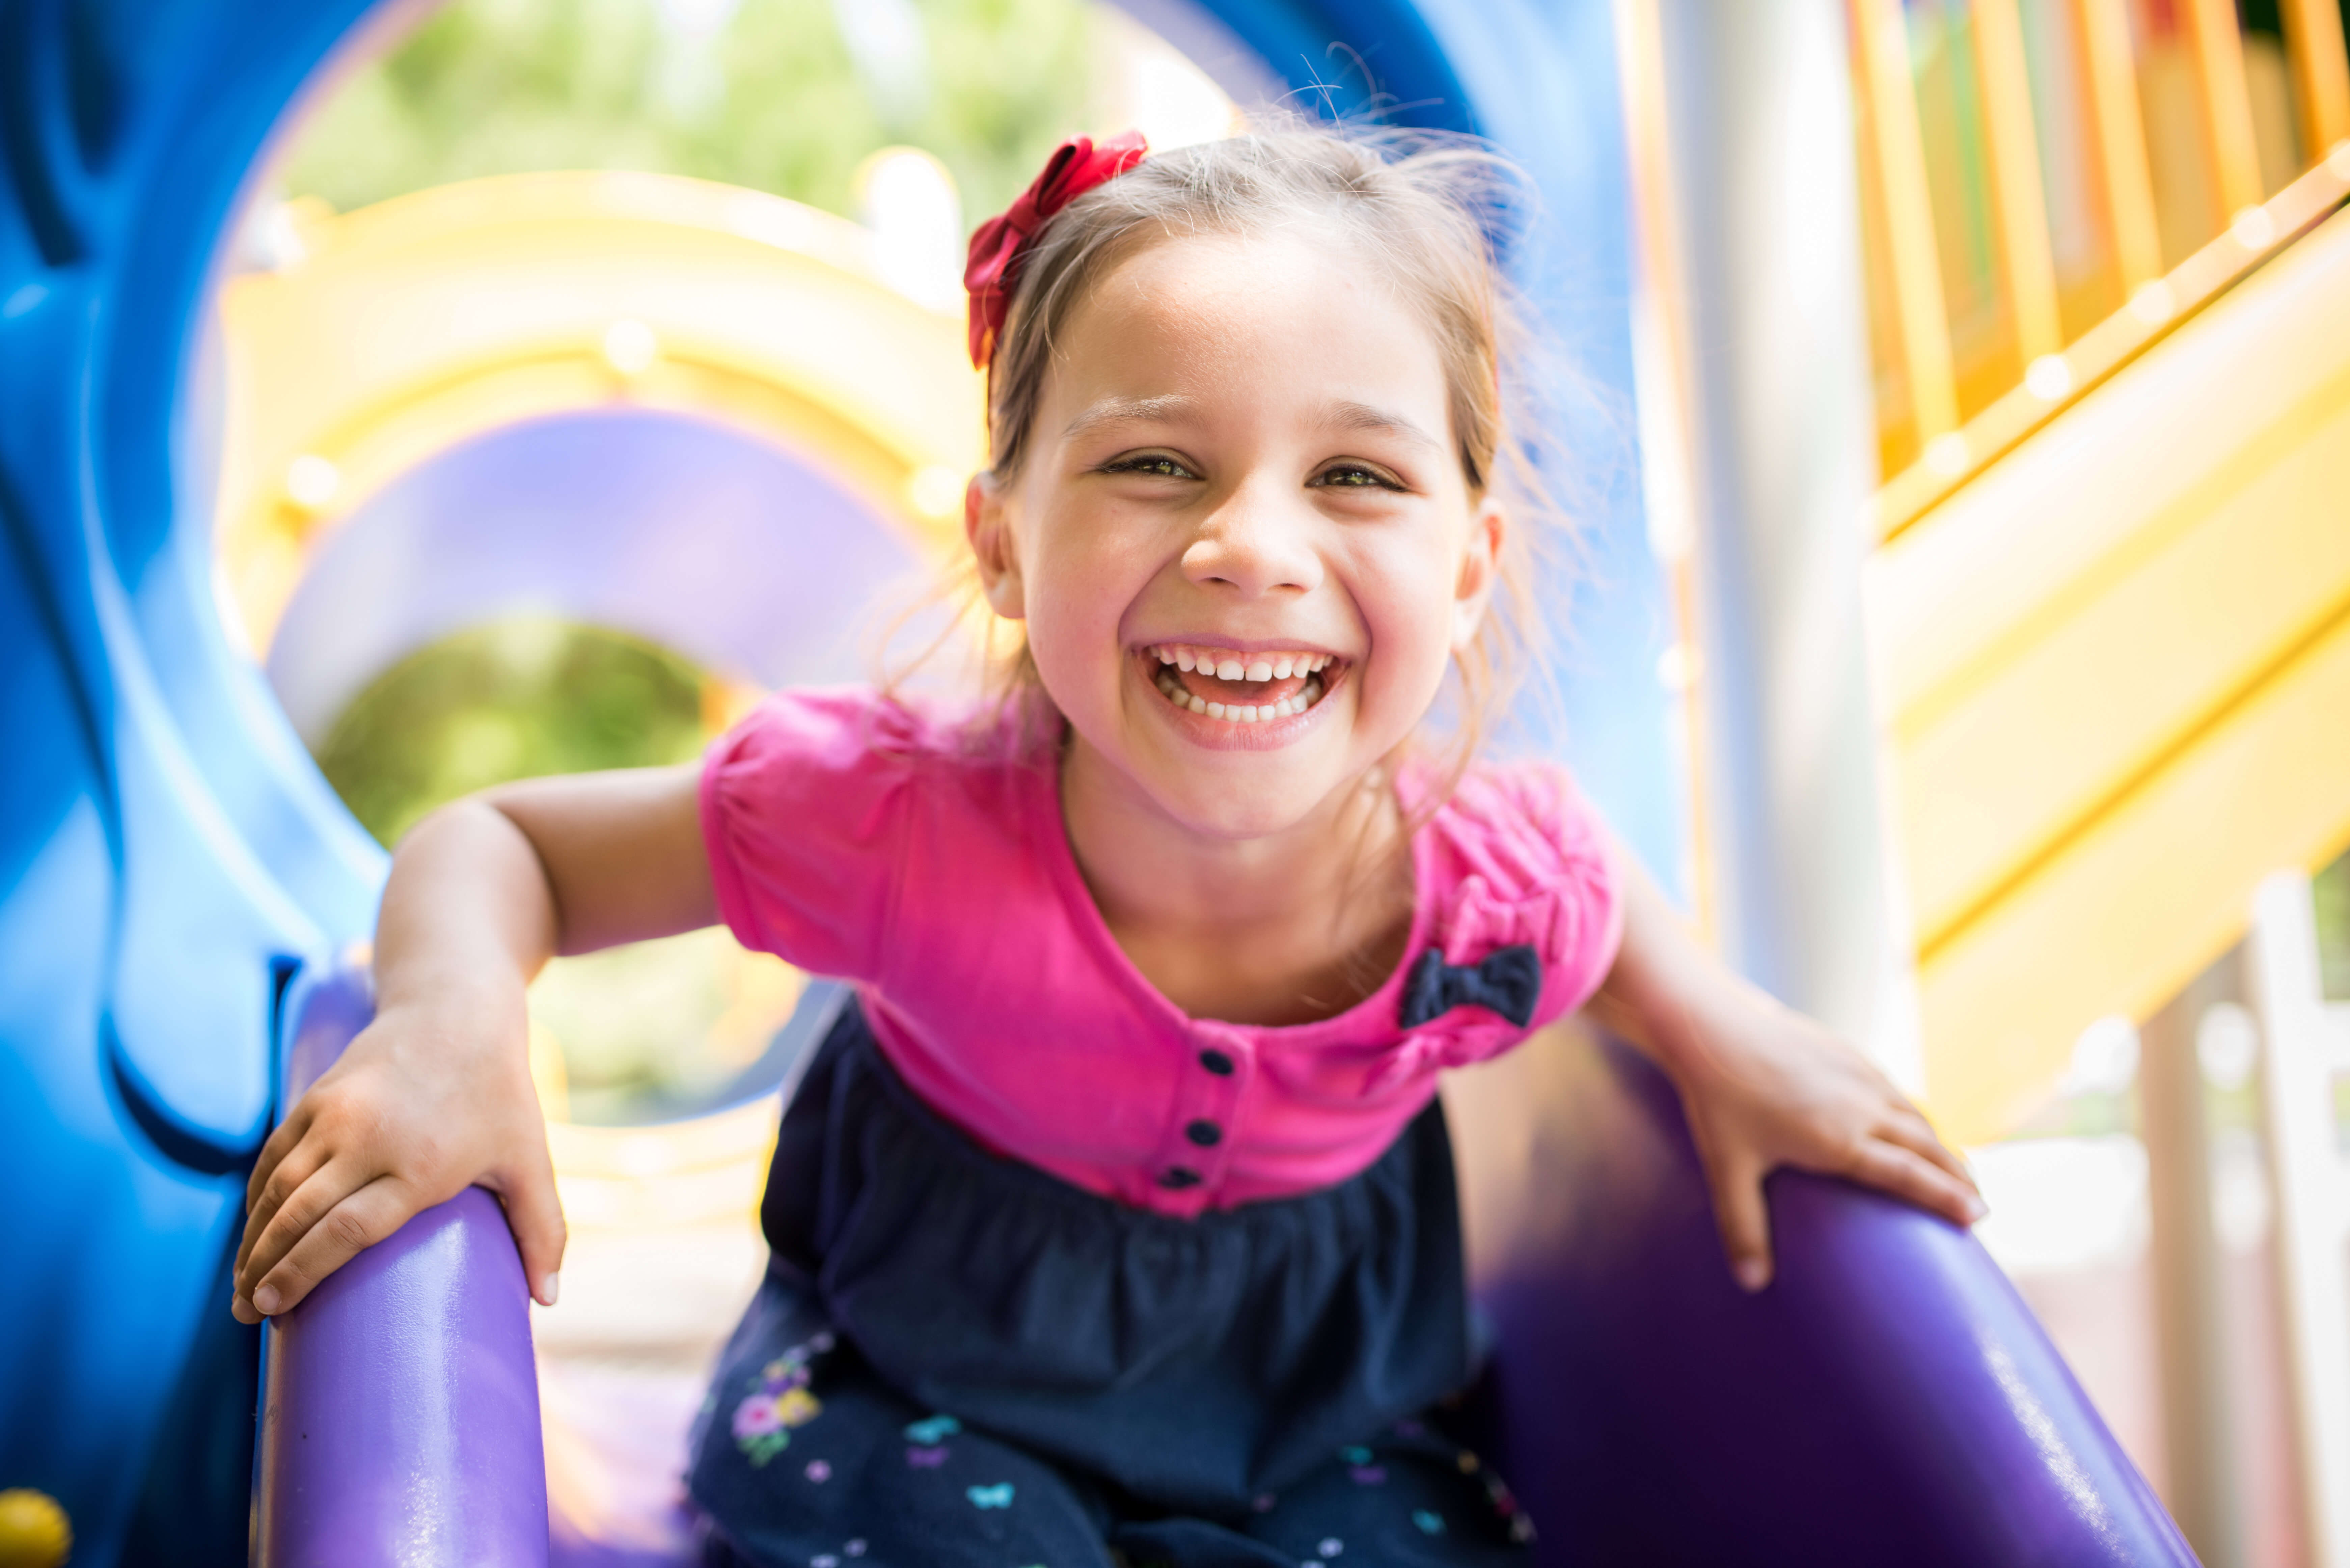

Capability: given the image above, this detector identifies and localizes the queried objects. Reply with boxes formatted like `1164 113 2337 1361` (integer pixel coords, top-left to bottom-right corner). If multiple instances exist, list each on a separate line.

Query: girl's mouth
1137 643 1343 725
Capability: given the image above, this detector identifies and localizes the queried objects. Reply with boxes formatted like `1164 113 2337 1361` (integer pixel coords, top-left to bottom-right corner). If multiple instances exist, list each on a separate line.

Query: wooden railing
1852 0 2350 539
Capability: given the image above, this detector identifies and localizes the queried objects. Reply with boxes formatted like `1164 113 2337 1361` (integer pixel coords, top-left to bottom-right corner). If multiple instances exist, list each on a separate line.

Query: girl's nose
1180 486 1323 598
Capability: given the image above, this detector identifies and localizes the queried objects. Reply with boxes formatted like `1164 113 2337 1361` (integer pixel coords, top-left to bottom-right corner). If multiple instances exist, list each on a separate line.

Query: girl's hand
1592 841 1984 1292
231 987 565 1322
227 766 712 1323
1660 986 1984 1291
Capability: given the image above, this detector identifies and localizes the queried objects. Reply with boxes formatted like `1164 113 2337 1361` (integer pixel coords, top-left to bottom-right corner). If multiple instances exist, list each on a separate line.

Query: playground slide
1871 201 2350 1146
260 962 2195 1565
0 3 1704 1559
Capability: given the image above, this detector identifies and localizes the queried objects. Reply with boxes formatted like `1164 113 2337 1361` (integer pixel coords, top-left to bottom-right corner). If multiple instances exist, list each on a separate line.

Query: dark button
1198 1048 1235 1076
1185 1119 1223 1147
1157 1166 1202 1190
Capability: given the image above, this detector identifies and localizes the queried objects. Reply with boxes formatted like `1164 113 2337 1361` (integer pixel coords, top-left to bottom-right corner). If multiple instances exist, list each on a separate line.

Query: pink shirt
701 688 1623 1218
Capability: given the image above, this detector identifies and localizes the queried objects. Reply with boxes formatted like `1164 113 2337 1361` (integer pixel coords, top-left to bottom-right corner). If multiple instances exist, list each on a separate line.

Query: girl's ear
965 470 1027 620
1451 495 1506 651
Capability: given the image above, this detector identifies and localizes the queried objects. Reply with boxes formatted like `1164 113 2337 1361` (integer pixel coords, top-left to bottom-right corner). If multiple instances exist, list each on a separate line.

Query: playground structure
5 0 2350 1562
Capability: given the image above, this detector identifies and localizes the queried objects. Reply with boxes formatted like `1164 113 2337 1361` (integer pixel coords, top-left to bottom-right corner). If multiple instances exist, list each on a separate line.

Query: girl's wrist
370 976 532 1063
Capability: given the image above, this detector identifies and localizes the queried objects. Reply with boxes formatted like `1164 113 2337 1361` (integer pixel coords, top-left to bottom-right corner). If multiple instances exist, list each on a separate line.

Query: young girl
233 122 1983 1567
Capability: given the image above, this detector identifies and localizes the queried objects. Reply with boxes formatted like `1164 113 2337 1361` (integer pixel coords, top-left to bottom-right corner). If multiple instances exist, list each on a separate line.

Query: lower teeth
1153 668 1325 723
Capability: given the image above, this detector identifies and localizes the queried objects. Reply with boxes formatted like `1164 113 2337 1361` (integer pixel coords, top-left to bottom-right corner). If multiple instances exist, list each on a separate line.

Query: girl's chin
1136 778 1338 843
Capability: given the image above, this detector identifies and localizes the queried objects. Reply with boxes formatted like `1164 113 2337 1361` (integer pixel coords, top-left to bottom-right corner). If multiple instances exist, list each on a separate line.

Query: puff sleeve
699 687 929 982
1412 761 1624 1064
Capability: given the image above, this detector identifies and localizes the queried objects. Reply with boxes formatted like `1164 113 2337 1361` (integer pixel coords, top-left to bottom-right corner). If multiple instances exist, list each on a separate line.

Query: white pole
2248 870 2350 1568
1637 0 1922 1088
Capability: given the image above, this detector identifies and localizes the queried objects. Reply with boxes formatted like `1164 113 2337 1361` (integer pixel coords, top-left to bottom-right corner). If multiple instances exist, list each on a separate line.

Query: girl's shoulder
700 687 1051 978
1417 757 1611 892
1406 757 1621 1036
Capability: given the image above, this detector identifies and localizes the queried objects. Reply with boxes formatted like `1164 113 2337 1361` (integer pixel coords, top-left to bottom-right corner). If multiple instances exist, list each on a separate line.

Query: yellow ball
0 1489 70 1568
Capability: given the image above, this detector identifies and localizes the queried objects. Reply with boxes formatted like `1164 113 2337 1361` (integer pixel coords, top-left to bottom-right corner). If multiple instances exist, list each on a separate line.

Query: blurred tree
278 0 1095 223
315 615 707 848
313 615 803 1124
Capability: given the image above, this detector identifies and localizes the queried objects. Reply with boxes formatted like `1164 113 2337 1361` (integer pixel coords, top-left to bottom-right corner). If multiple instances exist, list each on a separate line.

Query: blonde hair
928 116 1575 793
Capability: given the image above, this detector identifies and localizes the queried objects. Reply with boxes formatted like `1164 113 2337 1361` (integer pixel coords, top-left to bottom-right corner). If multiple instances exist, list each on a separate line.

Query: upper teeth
1148 644 1333 675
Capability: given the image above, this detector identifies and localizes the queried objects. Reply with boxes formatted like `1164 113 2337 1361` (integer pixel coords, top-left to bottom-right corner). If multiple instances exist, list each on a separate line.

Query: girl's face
969 228 1502 841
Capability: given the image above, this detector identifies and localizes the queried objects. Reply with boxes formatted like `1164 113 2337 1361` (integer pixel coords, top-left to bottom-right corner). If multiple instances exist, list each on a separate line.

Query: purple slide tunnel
256 963 2195 1566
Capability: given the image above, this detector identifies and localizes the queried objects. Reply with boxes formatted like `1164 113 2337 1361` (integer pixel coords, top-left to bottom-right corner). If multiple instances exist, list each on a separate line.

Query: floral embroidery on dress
731 1332 833 1466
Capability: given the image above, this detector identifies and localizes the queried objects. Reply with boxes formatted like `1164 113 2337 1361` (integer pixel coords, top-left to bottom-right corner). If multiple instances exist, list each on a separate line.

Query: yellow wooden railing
1853 0 2350 538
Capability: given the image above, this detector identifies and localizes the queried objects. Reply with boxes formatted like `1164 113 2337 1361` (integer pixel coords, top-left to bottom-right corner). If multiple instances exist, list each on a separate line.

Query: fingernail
540 1272 561 1308
1967 1197 1990 1223
253 1284 281 1315
1733 1258 1770 1293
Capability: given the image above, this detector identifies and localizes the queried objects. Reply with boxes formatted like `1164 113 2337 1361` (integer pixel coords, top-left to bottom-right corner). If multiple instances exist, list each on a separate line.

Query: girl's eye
1102 455 1197 480
1311 464 1402 491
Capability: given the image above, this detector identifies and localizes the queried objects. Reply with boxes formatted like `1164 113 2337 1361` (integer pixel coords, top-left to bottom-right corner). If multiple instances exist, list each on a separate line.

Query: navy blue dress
687 1002 1536 1567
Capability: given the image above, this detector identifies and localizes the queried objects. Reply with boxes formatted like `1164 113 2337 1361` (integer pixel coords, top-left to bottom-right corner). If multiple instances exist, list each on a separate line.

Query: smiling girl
232 122 1983 1567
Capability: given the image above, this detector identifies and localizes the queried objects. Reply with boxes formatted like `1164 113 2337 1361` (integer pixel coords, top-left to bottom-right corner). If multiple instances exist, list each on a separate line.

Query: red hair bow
964 130 1148 368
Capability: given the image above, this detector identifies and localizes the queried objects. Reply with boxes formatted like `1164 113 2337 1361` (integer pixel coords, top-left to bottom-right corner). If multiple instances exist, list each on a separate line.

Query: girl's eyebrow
1062 395 1197 439
1061 395 1440 454
1321 400 1441 453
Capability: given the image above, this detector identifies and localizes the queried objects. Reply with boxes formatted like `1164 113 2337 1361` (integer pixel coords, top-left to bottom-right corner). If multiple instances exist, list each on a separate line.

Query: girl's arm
1587 848 1985 1292
230 764 713 1323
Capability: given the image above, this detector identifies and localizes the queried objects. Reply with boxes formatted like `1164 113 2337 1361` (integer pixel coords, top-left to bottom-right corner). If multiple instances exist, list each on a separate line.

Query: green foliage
2318 849 2350 1001
315 615 708 848
277 0 1096 223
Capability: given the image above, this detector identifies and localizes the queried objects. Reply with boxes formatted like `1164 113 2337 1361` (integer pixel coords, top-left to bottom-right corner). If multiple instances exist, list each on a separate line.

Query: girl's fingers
1848 1139 1984 1229
1700 1146 1775 1293
235 1154 372 1308
244 1176 418 1319
1877 1110 1983 1200
492 1153 570 1308
236 1132 333 1279
244 1100 313 1214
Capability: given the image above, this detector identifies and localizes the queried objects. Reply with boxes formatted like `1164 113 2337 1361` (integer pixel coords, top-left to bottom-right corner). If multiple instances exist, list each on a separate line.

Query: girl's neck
1058 734 1416 1027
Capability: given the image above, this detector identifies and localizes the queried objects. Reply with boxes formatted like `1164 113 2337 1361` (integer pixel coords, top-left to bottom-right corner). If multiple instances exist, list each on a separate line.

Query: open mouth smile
1138 643 1344 725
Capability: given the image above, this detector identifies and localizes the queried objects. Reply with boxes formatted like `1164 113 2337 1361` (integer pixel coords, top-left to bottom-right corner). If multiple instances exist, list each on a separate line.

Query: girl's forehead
1048 231 1452 420
1091 226 1384 312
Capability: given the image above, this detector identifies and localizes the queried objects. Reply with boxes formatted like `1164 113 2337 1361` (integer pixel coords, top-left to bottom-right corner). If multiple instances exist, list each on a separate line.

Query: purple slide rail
256 965 551 1567
255 960 2196 1566
1470 1034 2198 1564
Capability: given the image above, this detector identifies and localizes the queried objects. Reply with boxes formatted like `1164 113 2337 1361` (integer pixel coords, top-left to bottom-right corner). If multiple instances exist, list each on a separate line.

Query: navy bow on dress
1398 944 1543 1030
